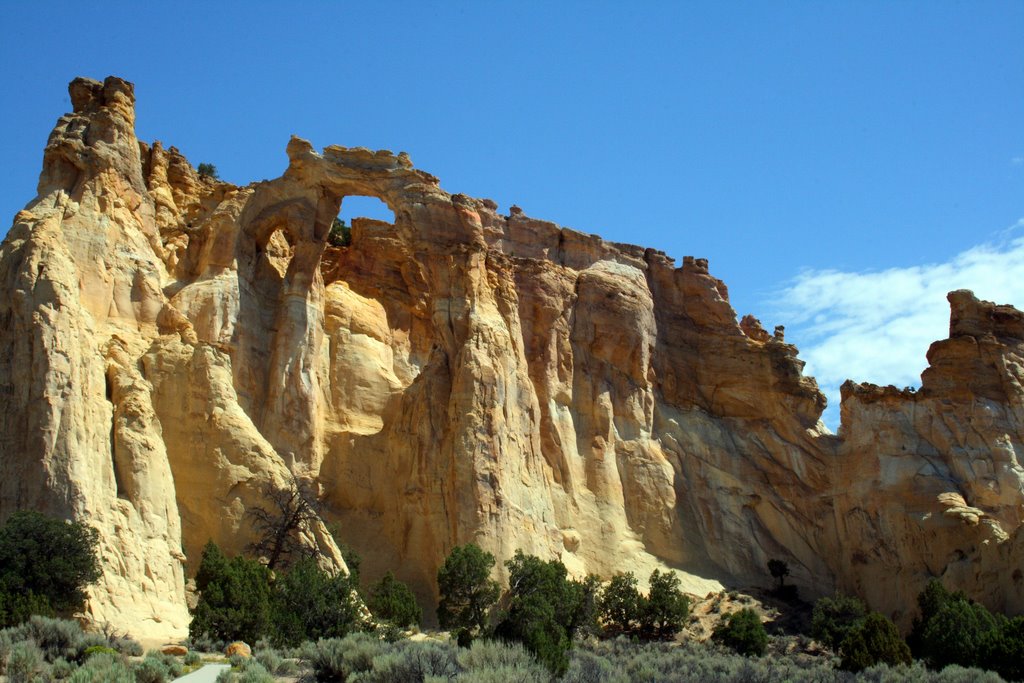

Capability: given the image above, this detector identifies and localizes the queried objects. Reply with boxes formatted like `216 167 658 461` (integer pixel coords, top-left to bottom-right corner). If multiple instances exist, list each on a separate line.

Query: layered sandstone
1 76 1022 639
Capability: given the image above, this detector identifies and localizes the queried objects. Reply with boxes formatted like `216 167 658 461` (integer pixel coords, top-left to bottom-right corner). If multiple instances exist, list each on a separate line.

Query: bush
768 559 790 588
493 551 586 674
812 592 868 650
197 163 219 179
133 655 171 683
369 572 422 628
328 218 352 247
598 572 643 637
236 659 275 683
184 650 201 667
910 579 1000 671
437 544 500 643
982 614 1024 681
6 640 45 683
839 612 911 672
15 615 84 662
82 645 118 659
66 652 134 682
712 608 767 656
350 640 460 683
189 541 273 644
562 648 627 683
253 646 281 673
597 569 688 641
50 656 75 679
306 633 386 681
0 511 100 627
270 557 363 646
110 634 143 656
457 639 550 682
640 569 689 640
185 633 223 654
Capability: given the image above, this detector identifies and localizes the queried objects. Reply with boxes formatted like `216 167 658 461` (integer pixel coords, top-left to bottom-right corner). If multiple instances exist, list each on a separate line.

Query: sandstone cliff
1 76 1022 640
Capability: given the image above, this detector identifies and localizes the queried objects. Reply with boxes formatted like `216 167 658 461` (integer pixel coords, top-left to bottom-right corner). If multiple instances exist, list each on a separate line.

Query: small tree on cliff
767 559 789 589
246 475 323 571
328 217 351 247
196 162 219 179
437 544 500 645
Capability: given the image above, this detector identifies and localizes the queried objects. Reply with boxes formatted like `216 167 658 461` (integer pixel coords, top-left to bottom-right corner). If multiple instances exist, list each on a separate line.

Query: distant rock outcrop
1 76 1022 639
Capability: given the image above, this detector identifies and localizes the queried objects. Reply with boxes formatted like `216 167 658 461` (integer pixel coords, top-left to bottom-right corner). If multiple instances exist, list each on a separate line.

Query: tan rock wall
2 76 1023 637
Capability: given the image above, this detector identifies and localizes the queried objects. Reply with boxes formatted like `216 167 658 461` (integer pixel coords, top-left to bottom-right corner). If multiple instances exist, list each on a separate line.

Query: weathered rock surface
2 76 1023 638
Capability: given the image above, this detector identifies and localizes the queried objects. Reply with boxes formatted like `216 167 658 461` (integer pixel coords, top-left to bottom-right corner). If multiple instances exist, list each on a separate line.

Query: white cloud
772 222 1024 431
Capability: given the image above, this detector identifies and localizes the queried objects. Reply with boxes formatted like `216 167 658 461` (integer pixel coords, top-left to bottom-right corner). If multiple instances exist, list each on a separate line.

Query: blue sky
2 1 1022 428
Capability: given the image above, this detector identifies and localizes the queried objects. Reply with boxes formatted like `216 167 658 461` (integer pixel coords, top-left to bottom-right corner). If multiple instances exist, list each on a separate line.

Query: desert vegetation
3 512 1024 681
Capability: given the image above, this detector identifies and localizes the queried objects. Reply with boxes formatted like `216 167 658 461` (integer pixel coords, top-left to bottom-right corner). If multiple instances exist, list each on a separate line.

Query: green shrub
190 541 273 644
767 559 790 588
66 652 134 683
457 638 549 682
598 572 643 637
186 633 222 654
254 646 281 673
0 590 55 629
0 511 100 627
596 569 688 642
562 648 628 683
184 650 201 667
110 634 143 656
981 614 1024 681
6 640 45 683
50 656 76 679
82 644 118 659
270 557 362 646
812 592 868 650
712 608 768 656
14 615 84 662
369 571 422 628
437 544 500 643
328 218 352 247
235 659 274 683
910 579 1000 670
306 633 386 681
133 655 171 683
349 640 459 683
197 163 219 179
456 665 550 683
458 638 537 670
839 612 911 672
147 650 184 677
640 569 689 640
493 550 585 674
332 537 362 584
0 629 11 674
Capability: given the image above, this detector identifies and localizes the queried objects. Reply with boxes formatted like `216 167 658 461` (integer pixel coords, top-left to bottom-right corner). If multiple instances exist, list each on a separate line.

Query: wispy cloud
772 221 1024 430
1012 156 1024 166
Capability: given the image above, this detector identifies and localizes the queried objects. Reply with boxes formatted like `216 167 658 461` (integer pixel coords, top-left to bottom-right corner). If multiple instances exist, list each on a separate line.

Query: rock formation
1 76 1022 640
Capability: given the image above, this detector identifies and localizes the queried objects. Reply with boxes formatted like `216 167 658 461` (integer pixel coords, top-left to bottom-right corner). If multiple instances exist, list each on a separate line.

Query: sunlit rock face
2 76 1023 639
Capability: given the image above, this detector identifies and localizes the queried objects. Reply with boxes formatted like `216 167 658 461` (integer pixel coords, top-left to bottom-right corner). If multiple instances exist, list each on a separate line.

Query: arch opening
330 195 395 248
